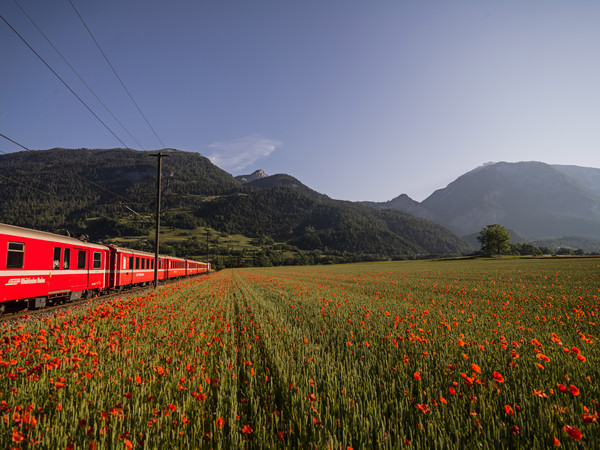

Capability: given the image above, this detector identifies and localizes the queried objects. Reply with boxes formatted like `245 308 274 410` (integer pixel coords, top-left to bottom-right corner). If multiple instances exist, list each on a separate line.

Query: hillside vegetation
0 148 472 267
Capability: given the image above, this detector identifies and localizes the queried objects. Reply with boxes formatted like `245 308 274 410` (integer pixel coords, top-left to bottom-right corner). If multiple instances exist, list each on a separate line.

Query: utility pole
206 228 210 268
150 151 169 288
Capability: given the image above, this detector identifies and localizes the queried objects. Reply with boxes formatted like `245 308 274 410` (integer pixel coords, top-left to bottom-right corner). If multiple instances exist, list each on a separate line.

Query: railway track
0 274 209 324
0 286 150 325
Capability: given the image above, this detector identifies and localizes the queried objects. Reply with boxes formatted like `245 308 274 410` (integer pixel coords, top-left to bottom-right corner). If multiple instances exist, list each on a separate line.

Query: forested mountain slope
0 148 472 261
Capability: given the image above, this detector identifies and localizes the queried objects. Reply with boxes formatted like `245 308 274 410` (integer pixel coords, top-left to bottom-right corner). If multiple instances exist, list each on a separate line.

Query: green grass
1 258 598 448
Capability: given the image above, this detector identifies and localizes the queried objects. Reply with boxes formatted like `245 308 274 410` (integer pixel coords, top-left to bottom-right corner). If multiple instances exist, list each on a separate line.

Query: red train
0 223 210 311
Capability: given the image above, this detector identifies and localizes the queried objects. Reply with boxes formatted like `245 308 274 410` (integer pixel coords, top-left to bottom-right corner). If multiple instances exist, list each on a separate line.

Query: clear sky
2 1 600 202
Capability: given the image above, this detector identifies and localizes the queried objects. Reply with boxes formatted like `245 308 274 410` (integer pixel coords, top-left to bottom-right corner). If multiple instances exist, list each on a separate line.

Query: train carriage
1 223 109 310
108 245 164 288
186 260 210 275
1 222 211 312
164 256 187 279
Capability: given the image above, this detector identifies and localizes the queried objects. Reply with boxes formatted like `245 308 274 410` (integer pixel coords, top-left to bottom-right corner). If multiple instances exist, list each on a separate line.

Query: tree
477 224 511 255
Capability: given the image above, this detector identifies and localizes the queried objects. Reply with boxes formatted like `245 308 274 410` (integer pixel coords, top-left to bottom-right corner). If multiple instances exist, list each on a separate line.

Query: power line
0 171 103 220
68 0 166 149
0 172 52 197
13 0 145 150
0 133 150 223
0 148 111 219
0 13 131 149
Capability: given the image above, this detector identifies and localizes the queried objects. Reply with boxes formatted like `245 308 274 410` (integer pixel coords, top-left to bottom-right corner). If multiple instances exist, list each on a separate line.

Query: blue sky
2 1 600 201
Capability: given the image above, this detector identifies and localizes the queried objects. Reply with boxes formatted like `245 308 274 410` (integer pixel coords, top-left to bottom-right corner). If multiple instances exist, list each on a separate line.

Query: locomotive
0 222 210 312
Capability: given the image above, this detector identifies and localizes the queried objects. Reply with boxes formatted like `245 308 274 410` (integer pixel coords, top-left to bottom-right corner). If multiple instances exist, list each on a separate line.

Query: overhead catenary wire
0 13 131 149
68 0 167 149
12 0 145 150
0 148 120 220
0 171 105 220
0 133 151 223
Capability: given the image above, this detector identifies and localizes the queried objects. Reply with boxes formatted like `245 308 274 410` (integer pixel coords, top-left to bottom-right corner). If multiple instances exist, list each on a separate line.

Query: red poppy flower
563 425 582 440
504 405 514 415
569 385 580 396
12 429 25 443
461 373 474 386
242 425 253 434
471 364 481 374
416 404 430 414
414 372 421 381
492 371 504 383
216 417 225 429
536 354 550 362
533 389 547 398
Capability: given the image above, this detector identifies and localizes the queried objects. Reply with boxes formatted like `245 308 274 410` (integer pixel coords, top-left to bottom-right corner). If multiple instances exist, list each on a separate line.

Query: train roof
104 245 190 262
0 222 108 250
105 245 157 258
2 223 208 265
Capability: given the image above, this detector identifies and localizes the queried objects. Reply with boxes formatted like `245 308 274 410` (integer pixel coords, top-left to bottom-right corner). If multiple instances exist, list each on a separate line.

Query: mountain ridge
0 148 472 262
366 161 600 250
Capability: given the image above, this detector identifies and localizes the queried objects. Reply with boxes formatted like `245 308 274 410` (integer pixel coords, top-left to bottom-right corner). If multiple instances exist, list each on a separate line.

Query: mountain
0 148 472 262
245 173 324 198
196 187 471 256
361 194 437 221
0 147 241 230
552 165 600 197
368 161 600 250
235 169 268 184
421 161 600 239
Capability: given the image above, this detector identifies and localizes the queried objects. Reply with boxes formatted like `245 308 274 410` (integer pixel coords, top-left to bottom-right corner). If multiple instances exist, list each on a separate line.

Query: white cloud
206 134 281 173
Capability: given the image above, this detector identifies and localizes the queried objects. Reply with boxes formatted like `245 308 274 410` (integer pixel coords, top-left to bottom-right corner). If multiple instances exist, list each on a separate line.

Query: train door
128 254 134 285
75 249 89 289
48 246 63 294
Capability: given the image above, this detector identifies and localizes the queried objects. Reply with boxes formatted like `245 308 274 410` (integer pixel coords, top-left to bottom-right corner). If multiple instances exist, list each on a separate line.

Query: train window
64 248 71 270
122 256 127 269
151 259 154 270
78 250 87 269
93 252 101 269
141 259 145 270
6 242 25 269
129 256 133 270
53 247 61 270
135 257 140 269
